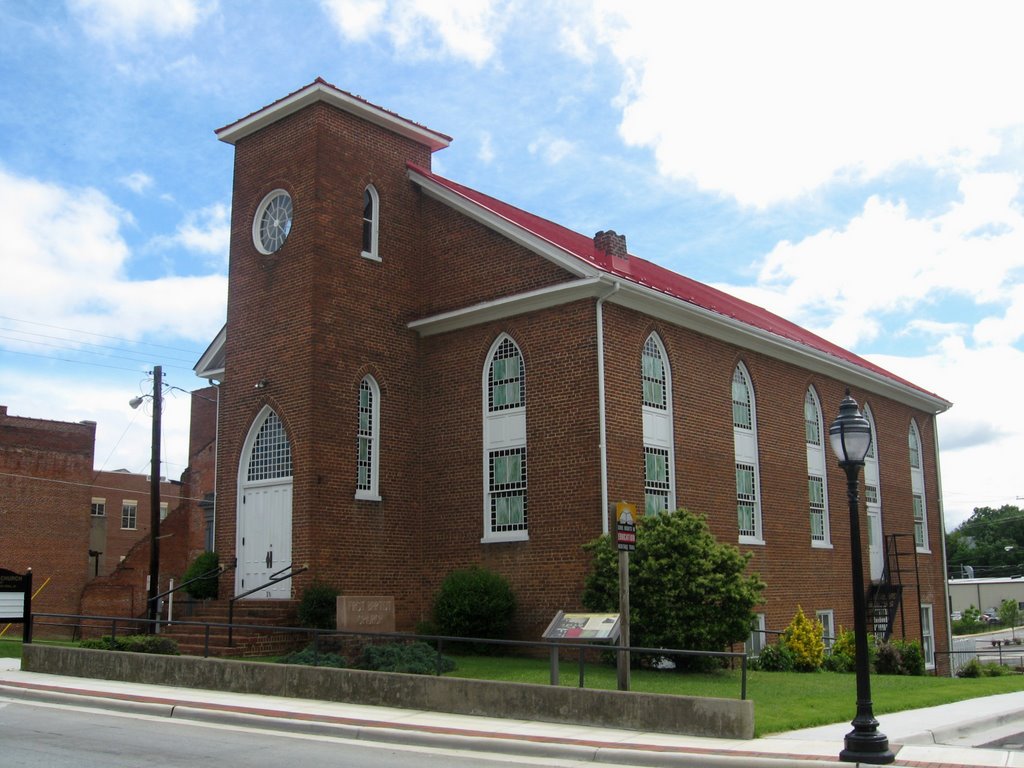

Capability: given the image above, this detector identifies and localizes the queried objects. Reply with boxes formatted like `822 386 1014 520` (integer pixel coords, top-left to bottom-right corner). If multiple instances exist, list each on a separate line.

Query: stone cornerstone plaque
337 595 395 632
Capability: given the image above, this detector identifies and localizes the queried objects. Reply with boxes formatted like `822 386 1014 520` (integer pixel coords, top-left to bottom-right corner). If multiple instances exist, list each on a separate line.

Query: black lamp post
829 390 894 765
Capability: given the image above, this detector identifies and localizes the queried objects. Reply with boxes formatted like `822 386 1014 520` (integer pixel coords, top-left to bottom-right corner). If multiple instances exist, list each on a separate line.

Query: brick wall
0 406 95 635
212 92 951 672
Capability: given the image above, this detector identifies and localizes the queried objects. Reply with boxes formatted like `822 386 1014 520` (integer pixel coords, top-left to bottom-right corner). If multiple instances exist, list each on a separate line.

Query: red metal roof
409 162 946 405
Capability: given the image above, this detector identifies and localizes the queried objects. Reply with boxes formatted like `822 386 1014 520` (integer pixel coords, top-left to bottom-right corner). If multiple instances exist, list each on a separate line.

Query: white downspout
934 413 953 675
597 280 621 535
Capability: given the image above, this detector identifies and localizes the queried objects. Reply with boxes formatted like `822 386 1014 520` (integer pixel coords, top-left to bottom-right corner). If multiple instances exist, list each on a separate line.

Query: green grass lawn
5 638 1024 737
446 654 1024 736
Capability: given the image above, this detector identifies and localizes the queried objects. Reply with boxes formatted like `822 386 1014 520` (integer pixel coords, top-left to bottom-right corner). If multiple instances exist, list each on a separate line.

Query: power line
0 315 207 356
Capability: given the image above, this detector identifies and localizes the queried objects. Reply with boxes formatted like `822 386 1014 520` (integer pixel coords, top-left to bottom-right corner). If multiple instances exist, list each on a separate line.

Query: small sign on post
0 567 33 644
543 611 621 687
616 502 637 551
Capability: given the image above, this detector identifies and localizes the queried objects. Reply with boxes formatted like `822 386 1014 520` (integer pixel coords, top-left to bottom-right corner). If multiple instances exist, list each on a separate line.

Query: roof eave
194 324 226 381
216 81 451 151
611 281 951 414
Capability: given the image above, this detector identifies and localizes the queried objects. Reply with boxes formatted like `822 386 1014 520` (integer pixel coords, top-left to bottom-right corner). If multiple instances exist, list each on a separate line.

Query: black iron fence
28 611 749 700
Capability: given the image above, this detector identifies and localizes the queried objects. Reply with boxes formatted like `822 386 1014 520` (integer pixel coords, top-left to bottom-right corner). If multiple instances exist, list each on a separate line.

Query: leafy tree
998 598 1021 634
947 505 1024 579
582 508 765 669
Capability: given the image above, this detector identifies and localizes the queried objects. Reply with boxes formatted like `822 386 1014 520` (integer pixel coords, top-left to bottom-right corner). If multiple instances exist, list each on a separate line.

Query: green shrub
875 639 925 675
297 583 340 630
279 644 347 668
782 606 824 672
79 634 179 655
823 650 855 673
355 641 456 675
182 551 220 600
432 567 515 645
831 627 876 668
957 658 1013 678
583 508 765 671
754 641 795 672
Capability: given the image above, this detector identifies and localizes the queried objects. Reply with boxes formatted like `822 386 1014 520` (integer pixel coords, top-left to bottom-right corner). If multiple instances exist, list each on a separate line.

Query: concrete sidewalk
2 657 1023 767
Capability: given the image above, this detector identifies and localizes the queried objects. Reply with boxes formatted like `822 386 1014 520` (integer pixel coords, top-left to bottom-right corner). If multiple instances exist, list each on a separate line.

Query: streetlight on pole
130 365 162 632
829 390 894 765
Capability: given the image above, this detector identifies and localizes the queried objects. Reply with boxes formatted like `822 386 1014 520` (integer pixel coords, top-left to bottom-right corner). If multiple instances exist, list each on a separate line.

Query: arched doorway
236 407 293 599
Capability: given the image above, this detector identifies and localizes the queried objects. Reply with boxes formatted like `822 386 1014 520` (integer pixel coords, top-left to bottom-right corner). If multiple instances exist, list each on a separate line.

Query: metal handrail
148 563 231 609
227 564 308 646
28 611 750 700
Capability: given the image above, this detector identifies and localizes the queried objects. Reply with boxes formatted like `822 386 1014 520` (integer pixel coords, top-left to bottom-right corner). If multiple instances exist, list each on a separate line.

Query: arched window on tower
356 375 381 500
361 184 380 261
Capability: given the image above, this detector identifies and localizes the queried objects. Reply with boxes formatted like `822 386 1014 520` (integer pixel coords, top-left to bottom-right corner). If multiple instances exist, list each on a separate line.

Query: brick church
195 79 952 669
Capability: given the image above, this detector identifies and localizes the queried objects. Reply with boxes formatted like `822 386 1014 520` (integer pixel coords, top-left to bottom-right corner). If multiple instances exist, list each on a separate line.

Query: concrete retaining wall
22 644 754 739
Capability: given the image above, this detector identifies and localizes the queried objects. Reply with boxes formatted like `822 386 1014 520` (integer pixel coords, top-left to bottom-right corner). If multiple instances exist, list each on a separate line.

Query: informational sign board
616 501 637 551
0 568 32 643
542 611 621 641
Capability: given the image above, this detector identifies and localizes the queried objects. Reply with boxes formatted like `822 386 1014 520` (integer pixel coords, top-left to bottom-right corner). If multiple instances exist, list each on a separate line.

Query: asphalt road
0 696 600 768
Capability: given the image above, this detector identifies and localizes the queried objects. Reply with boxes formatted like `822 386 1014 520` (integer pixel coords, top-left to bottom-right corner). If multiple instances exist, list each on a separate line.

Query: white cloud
0 168 226 345
169 202 231 261
869 338 1024 529
718 172 1024 349
579 1 1024 207
320 0 507 66
528 134 575 165
119 171 154 194
69 0 215 42
478 131 495 164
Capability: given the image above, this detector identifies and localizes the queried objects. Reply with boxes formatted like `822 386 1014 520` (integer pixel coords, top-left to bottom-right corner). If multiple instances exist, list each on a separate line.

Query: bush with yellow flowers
782 605 825 671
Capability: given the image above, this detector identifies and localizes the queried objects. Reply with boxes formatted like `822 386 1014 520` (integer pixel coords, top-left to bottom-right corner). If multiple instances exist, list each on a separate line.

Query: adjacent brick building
197 80 953 671
0 405 95 632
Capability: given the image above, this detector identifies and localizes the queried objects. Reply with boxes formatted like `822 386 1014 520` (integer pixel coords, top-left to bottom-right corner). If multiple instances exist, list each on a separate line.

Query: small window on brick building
361 184 380 261
805 387 830 547
732 363 762 544
909 420 929 552
160 502 169 521
642 333 675 515
121 501 138 530
91 498 106 517
483 334 527 542
356 375 381 500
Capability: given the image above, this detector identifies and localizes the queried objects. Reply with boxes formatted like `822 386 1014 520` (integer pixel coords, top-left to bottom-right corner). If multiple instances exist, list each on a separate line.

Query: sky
2 0 1023 532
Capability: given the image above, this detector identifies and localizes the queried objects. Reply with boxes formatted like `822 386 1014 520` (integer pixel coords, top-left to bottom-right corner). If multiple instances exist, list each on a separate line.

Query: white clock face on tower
253 189 293 254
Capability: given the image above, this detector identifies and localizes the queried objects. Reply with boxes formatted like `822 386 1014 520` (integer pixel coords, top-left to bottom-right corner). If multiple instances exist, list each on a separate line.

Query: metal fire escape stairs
866 533 921 641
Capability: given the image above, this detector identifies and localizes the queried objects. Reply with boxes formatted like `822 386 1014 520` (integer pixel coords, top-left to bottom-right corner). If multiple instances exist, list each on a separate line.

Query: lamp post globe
830 390 894 765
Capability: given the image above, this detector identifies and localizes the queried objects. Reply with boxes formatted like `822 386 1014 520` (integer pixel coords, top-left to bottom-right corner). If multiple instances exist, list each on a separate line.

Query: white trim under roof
217 81 451 152
409 273 950 415
408 167 599 280
409 278 606 337
194 324 226 381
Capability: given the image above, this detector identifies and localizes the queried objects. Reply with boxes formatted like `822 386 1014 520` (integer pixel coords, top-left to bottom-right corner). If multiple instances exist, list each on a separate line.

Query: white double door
237 480 292 599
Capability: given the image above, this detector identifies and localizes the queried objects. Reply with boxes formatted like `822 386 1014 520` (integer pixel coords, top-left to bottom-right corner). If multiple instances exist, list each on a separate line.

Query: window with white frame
746 613 767 656
921 604 935 669
816 609 835 650
732 364 762 543
361 184 380 261
356 375 381 500
805 388 830 546
863 404 882 557
645 447 671 515
483 335 527 541
642 333 675 515
160 502 169 521
91 498 105 517
247 411 293 481
909 420 928 551
121 501 137 530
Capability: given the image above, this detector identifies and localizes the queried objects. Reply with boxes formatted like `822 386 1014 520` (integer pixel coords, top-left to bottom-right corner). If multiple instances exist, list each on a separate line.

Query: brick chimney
594 230 627 261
